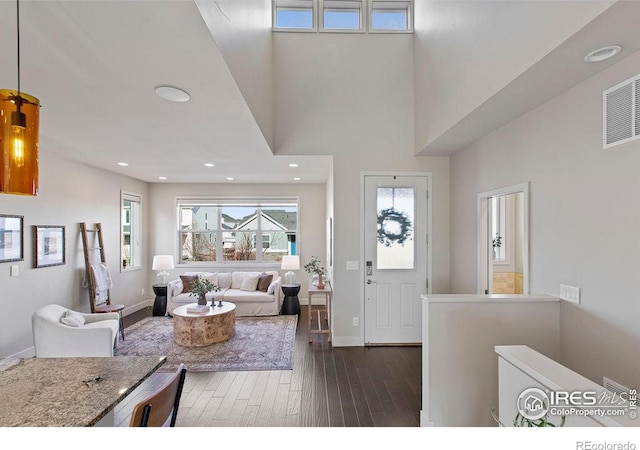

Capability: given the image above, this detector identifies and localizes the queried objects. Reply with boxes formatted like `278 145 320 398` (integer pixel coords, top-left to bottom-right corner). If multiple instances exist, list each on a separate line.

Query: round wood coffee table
172 302 236 347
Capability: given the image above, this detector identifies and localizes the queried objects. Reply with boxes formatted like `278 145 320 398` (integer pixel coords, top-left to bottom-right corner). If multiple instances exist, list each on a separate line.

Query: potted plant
491 407 565 427
492 233 502 259
188 277 220 306
304 256 327 289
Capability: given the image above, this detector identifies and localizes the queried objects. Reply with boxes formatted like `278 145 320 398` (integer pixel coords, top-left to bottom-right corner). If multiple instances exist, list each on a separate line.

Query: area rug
114 315 297 372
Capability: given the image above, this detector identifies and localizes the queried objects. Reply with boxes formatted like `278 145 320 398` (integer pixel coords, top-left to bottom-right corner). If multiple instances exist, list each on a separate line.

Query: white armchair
32 304 120 357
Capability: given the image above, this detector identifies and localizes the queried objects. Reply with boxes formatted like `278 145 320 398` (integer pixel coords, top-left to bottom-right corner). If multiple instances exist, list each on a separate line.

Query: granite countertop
0 355 166 427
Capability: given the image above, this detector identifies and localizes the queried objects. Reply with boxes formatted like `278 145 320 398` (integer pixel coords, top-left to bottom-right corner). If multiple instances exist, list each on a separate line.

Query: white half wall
0 151 150 359
450 49 640 390
422 295 560 427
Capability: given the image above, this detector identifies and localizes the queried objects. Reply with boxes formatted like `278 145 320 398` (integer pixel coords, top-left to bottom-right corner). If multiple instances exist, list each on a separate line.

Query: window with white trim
321 0 364 32
370 1 412 32
178 199 298 264
273 0 413 33
273 0 317 31
121 191 142 271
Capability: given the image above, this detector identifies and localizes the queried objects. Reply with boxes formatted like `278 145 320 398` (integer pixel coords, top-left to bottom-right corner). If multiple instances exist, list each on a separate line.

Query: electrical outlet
352 317 359 327
141 288 146 297
560 284 580 304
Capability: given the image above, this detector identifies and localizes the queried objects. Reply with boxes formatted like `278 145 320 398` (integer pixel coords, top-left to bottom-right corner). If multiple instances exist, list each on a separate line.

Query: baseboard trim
298 297 327 306
8 346 35 359
331 336 363 347
420 411 435 427
123 300 154 316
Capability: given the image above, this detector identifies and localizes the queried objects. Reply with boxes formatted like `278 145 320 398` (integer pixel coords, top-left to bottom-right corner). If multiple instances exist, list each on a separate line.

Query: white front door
363 175 428 345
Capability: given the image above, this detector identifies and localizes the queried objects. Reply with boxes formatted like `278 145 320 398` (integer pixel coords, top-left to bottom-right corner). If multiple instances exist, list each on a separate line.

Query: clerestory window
273 0 412 33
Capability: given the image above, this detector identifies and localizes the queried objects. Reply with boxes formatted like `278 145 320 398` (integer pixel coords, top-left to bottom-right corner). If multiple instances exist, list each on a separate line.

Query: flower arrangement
304 256 326 276
304 256 327 288
492 233 502 248
189 277 220 305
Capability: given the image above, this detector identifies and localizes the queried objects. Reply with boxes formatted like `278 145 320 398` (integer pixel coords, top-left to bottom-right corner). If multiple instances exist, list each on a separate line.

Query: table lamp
280 255 300 285
152 255 174 284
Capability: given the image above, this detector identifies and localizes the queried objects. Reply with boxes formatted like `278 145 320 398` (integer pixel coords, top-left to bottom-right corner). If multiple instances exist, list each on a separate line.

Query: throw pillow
217 272 232 289
231 272 246 289
256 273 273 292
179 275 199 293
240 273 261 292
60 311 85 327
199 272 218 287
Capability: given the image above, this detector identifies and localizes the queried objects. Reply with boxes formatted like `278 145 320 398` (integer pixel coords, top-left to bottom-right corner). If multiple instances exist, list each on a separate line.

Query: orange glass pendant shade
0 89 39 196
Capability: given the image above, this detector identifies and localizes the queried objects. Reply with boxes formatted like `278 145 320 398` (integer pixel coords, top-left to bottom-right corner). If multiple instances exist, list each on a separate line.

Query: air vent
603 377 631 400
603 74 640 148
636 78 640 136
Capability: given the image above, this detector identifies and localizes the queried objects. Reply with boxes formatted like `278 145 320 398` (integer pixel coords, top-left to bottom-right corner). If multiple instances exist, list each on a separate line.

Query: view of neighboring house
180 206 297 262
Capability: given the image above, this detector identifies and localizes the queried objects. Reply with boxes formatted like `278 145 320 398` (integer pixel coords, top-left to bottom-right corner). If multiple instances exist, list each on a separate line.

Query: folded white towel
89 263 113 304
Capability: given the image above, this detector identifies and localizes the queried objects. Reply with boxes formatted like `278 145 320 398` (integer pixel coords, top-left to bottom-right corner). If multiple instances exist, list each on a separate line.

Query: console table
308 280 332 343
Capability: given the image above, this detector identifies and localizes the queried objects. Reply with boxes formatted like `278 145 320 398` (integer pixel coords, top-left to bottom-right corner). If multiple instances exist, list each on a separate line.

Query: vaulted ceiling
1 1 637 183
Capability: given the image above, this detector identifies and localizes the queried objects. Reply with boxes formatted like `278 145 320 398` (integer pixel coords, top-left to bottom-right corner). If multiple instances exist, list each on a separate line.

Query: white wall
450 49 640 390
422 295 560 427
195 0 274 148
413 0 612 153
148 182 326 301
273 32 450 345
0 151 149 359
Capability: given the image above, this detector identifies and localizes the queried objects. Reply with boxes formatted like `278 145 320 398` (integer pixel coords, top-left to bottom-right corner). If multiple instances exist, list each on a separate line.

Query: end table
152 284 168 316
281 284 301 315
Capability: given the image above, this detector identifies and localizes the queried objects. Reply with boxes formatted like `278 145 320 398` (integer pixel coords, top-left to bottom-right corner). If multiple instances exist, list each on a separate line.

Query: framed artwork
0 214 24 263
33 225 65 268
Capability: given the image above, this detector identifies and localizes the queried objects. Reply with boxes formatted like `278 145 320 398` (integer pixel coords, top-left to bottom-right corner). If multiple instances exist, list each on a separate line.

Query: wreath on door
377 208 412 247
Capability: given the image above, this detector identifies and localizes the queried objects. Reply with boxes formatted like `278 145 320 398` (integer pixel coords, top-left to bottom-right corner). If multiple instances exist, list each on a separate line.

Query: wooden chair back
129 363 187 427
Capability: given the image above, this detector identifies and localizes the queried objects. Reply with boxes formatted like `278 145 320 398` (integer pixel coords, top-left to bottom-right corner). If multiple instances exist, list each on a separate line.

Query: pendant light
1 0 40 196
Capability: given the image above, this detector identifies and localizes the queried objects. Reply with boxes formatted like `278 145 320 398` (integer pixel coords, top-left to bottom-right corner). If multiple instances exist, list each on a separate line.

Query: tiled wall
493 272 524 294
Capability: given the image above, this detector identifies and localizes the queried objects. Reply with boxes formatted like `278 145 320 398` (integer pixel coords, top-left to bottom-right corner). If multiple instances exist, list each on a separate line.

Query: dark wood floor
115 306 422 427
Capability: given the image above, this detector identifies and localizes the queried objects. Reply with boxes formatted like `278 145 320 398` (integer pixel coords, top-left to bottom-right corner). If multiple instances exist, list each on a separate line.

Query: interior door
364 175 428 345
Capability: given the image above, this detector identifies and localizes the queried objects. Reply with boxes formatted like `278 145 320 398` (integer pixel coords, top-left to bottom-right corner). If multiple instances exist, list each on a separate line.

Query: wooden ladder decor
80 222 107 312
80 222 125 340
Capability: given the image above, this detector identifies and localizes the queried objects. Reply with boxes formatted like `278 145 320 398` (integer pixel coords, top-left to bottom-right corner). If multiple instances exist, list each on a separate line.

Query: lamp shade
280 255 300 271
0 90 39 196
152 255 174 271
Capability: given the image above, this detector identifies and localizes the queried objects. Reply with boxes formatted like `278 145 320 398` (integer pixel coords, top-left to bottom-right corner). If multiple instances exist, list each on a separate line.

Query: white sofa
32 304 120 357
167 271 282 317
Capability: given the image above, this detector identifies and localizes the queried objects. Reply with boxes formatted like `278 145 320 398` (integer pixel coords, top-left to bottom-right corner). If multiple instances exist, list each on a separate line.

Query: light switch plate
560 284 580 304
346 261 359 271
10 265 19 277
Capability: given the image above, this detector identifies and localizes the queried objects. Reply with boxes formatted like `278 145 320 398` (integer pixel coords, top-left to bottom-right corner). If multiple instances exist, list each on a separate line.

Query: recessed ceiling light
293 177 301 181
204 163 215 167
288 163 299 168
158 176 167 180
117 162 128 166
155 85 190 102
584 45 622 63
226 177 234 181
